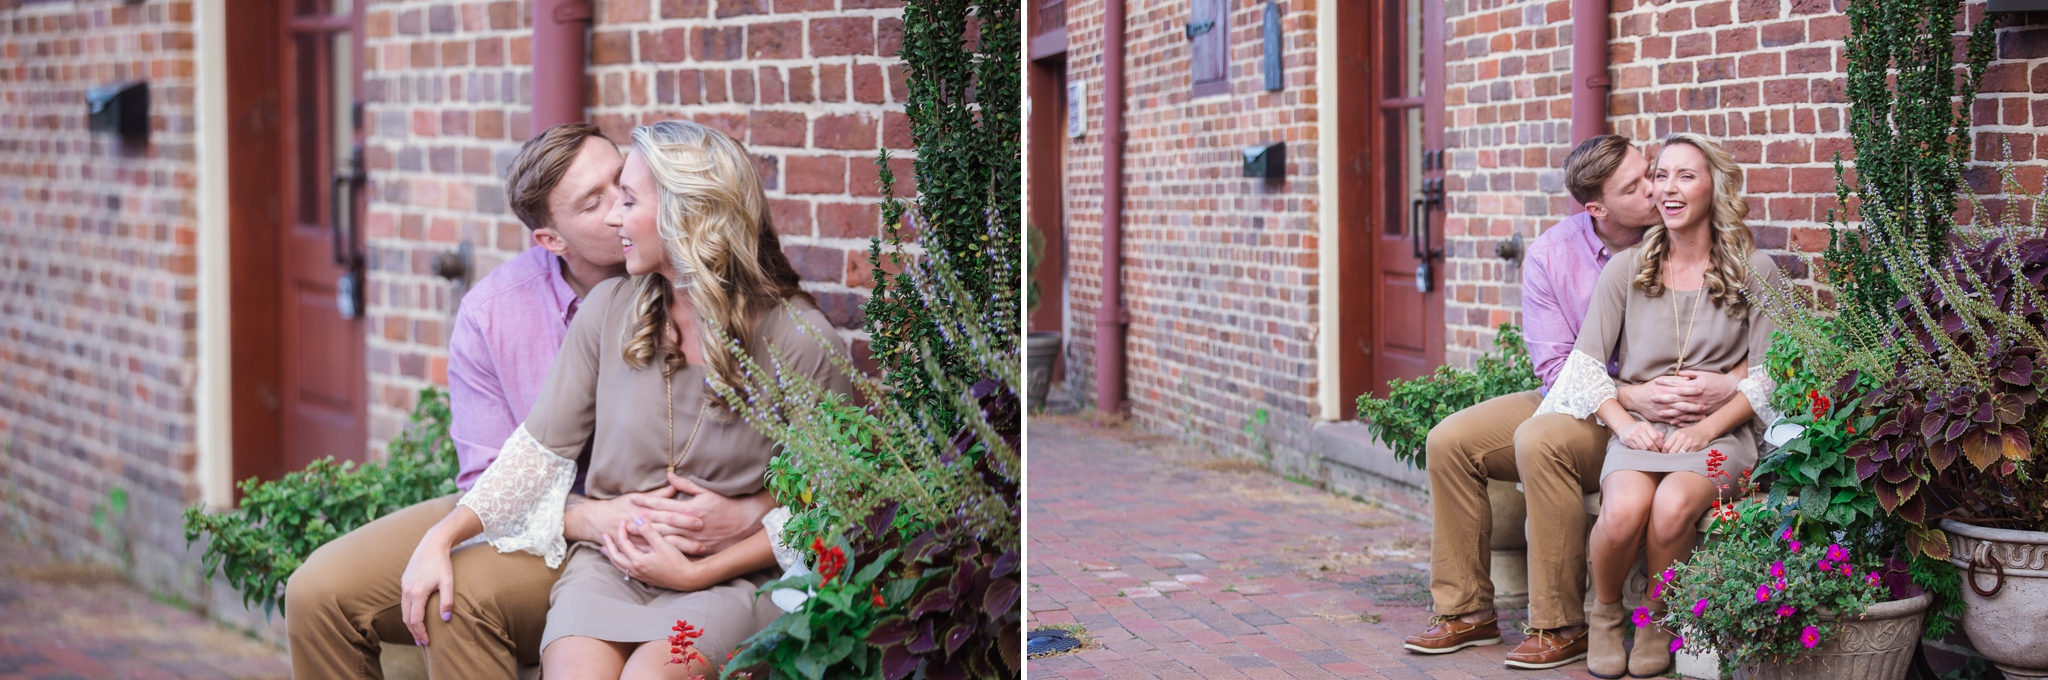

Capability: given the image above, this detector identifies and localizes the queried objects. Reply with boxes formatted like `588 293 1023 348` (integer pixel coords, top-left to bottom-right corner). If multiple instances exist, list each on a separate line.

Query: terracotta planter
1025 332 1061 411
1943 519 2048 679
1734 593 1929 680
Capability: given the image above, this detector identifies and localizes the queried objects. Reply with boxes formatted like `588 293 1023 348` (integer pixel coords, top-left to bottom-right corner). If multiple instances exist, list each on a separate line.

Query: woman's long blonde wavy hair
1634 132 1756 316
621 121 807 405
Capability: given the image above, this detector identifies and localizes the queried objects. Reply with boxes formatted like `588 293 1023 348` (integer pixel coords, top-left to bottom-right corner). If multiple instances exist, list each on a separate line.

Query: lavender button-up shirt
447 245 585 490
1521 211 1617 393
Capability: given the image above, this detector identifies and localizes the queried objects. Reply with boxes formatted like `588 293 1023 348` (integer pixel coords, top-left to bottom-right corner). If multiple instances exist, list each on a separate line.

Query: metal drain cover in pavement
1027 628 1080 657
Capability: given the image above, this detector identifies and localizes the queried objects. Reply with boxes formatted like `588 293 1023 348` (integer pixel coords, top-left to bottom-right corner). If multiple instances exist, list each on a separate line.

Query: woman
1535 133 1781 679
398 120 850 680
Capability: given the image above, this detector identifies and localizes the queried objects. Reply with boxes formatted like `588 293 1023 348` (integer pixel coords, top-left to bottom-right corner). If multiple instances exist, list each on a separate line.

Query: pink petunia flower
1775 576 1788 591
1649 581 1663 599
1776 605 1796 618
1633 607 1652 628
1866 572 1882 587
1670 636 1685 654
1693 598 1709 616
1840 564 1853 577
1660 568 1676 584
1756 584 1772 603
1790 540 1802 552
1800 626 1821 649
1769 561 1785 578
1826 544 1849 562
1781 527 1795 542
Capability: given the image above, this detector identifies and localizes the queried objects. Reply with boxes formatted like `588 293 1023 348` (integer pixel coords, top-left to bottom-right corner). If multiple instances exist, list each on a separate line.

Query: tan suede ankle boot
1586 599 1627 679
1628 602 1674 678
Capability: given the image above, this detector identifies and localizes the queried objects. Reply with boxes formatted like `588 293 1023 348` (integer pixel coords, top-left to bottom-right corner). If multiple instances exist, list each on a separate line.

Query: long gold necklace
665 341 706 475
1671 270 1706 375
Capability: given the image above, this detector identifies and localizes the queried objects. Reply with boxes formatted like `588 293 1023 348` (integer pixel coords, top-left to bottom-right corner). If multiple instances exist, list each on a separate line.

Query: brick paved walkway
1026 416 1600 679
0 536 290 680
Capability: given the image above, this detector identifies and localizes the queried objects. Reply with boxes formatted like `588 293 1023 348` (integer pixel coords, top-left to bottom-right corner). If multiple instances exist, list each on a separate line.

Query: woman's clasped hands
1616 418 1719 454
601 516 719 592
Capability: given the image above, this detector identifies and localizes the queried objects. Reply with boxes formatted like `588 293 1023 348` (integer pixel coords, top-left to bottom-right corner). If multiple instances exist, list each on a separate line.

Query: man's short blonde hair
505 122 607 231
1563 134 1634 206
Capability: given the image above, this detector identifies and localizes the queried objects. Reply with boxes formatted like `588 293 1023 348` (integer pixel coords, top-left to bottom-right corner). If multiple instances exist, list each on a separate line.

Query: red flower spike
667 620 708 667
817 545 848 584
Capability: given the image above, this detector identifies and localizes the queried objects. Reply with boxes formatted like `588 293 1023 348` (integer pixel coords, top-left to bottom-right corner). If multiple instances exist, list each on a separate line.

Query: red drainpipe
1570 0 1610 146
1094 0 1129 417
532 0 593 135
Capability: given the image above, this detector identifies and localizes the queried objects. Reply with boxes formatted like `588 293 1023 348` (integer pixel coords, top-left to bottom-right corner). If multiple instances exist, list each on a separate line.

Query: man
1400 135 1745 670
287 123 780 678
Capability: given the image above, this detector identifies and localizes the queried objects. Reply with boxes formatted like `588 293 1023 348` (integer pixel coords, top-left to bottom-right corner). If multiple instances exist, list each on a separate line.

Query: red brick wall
360 0 906 448
1057 0 1327 466
1443 0 2036 361
0 0 206 595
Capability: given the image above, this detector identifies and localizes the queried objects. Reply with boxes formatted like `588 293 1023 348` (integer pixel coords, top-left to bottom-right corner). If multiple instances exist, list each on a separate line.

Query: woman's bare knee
621 639 712 680
542 636 632 680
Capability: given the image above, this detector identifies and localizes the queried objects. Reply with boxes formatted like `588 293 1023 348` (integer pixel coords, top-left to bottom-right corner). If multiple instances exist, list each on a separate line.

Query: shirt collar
1576 213 1613 264
545 253 581 324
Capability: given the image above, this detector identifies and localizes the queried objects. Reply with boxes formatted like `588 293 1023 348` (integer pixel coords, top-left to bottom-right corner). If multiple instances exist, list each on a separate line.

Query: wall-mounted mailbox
1243 142 1285 179
88 81 149 140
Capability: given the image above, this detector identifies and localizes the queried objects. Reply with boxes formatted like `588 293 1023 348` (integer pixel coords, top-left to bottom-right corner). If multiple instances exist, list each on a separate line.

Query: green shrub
1354 325 1541 469
864 0 1021 432
182 387 459 616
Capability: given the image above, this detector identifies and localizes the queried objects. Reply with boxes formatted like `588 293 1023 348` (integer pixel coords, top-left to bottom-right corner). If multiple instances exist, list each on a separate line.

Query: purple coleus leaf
879 644 920 680
2002 355 2034 386
943 620 978 657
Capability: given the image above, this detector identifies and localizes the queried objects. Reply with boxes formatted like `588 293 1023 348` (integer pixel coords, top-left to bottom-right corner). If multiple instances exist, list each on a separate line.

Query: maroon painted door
279 0 370 473
1337 0 1446 415
1370 0 1446 393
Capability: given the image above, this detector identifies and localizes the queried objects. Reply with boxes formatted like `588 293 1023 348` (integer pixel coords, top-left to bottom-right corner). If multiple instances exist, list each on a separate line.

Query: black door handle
330 145 364 267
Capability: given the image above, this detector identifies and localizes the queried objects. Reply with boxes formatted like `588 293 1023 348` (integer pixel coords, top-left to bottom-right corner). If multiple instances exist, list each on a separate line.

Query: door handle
1411 177 1444 294
331 143 366 319
330 145 364 267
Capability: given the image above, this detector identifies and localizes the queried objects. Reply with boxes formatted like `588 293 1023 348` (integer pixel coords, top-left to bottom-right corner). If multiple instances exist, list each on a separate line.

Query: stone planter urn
1733 592 1929 680
1942 519 2048 679
1025 332 1062 411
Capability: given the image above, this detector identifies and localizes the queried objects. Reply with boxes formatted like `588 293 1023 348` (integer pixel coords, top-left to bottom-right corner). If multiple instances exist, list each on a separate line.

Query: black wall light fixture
87 81 149 141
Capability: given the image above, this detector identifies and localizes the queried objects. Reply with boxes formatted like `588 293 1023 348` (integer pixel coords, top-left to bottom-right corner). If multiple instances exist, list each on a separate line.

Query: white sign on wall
1068 80 1085 139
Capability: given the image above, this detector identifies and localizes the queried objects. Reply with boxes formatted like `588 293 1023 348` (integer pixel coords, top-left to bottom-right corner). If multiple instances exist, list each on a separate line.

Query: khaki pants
287 493 561 679
1424 390 1608 629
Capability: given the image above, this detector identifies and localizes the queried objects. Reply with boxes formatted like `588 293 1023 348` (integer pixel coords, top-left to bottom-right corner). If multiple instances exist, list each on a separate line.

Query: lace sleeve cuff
456 424 576 569
762 506 806 575
1534 350 1617 421
1736 365 1782 428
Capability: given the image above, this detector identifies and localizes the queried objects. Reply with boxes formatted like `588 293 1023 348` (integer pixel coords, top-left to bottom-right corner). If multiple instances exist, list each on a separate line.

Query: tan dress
457 276 853 657
1534 247 1783 491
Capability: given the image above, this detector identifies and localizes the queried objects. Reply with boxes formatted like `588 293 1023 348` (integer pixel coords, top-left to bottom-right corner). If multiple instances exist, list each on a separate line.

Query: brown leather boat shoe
1402 614 1502 655
1503 624 1590 671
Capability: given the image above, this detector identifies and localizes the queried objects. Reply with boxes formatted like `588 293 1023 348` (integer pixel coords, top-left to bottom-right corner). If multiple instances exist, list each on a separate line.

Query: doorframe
195 0 234 508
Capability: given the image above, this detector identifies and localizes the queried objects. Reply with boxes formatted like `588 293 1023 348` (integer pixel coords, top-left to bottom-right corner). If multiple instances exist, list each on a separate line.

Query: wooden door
227 0 369 484
1027 57 1067 335
1337 0 1445 415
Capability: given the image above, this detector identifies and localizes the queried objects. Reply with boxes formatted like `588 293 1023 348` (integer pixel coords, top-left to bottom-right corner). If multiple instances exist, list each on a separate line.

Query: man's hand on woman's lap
1620 369 1741 425
624 471 779 556
563 487 702 545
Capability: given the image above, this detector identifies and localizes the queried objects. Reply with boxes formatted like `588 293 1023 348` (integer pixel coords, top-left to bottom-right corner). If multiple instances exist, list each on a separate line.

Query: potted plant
1025 224 1061 412
1838 227 2048 678
1659 492 1923 680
